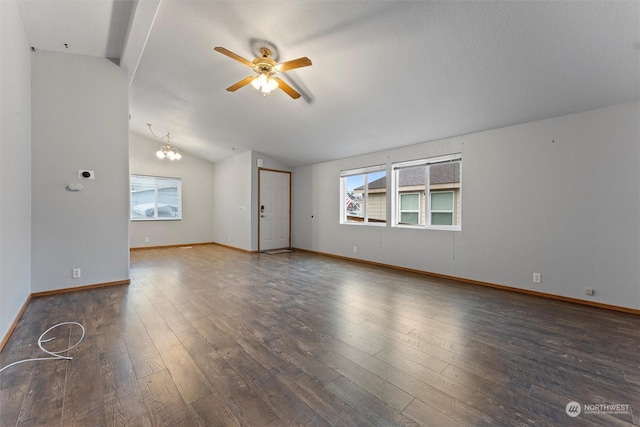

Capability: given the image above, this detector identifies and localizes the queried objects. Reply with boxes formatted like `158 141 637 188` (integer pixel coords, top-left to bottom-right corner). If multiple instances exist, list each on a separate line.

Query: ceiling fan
214 46 312 99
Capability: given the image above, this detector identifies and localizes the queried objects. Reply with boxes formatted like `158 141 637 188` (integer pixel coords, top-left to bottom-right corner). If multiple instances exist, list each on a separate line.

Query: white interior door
259 169 291 251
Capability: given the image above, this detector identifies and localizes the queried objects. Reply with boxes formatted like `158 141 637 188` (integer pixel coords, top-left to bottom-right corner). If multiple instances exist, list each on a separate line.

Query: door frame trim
258 168 292 252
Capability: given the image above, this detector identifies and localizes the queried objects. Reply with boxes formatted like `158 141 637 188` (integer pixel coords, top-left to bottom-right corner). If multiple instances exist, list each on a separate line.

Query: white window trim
340 164 386 177
392 153 461 171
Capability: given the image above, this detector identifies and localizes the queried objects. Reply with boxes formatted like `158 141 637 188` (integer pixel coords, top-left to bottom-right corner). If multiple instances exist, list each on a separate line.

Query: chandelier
147 123 182 160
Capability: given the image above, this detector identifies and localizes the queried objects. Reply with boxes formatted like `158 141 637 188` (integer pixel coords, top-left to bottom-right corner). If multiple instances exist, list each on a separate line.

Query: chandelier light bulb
252 74 267 90
267 77 279 92
251 74 279 95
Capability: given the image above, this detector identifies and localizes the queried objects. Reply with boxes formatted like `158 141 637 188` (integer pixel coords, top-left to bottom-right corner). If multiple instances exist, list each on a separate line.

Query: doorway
258 169 291 252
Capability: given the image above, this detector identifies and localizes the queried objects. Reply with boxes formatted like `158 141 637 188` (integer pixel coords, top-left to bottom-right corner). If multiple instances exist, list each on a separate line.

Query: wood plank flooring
1 244 639 426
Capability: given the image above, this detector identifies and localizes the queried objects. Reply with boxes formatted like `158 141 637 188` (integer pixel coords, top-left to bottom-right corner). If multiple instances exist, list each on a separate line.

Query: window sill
393 224 461 231
340 221 387 227
131 218 182 222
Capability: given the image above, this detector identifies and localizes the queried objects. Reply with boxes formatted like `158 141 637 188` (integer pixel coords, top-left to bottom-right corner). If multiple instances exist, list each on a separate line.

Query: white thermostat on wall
78 170 94 179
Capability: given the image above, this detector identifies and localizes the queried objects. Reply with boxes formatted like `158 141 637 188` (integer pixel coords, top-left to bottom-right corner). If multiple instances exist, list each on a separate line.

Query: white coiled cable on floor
0 322 85 373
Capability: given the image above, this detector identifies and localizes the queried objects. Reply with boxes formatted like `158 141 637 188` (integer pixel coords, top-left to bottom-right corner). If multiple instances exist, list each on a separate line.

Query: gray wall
212 150 253 250
31 51 130 293
0 0 32 340
212 150 290 252
292 102 640 310
129 132 215 248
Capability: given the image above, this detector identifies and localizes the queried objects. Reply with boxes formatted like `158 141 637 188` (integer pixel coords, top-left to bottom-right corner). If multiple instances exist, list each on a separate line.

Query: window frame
398 192 421 225
391 154 461 231
130 174 182 221
428 190 455 226
340 164 387 226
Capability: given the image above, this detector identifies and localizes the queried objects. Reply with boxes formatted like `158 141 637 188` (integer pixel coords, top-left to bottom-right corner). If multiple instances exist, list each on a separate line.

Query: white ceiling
17 0 640 168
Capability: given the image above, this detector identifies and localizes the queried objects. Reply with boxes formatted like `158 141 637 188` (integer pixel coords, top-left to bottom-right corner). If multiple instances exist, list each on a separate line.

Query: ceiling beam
120 0 161 87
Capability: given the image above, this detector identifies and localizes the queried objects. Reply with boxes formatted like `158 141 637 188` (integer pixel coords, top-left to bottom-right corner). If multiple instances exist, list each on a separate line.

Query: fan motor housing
253 56 276 74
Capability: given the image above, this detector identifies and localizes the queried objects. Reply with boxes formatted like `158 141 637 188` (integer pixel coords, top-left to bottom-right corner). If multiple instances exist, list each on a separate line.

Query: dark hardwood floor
1 244 639 426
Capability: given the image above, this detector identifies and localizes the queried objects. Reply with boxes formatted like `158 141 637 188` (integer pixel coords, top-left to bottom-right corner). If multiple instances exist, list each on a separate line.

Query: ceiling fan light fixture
266 76 279 92
251 73 279 95
214 46 311 99
251 74 266 90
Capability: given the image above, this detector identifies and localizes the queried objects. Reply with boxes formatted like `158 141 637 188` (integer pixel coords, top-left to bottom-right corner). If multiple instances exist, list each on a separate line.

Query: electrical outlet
144 237 149 243
585 288 595 296
353 246 357 253
72 268 81 278
533 273 541 283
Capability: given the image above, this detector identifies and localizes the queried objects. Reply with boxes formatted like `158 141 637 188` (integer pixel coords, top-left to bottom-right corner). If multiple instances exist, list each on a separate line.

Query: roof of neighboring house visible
354 162 460 191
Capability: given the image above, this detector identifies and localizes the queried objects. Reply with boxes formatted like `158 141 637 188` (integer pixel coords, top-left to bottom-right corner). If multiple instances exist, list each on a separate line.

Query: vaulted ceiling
16 0 640 167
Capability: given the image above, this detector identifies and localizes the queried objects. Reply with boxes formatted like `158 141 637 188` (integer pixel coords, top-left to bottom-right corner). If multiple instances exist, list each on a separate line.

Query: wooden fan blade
275 57 312 72
214 47 254 68
226 76 255 92
274 77 301 99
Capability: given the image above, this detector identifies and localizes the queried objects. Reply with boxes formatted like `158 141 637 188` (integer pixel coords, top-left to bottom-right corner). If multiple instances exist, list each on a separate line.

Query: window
399 193 420 225
131 175 182 220
430 191 454 225
392 155 461 229
341 165 386 224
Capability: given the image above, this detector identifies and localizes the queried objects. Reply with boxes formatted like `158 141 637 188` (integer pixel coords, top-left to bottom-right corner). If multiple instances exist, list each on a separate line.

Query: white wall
293 102 640 310
0 0 32 340
31 51 130 293
130 132 215 248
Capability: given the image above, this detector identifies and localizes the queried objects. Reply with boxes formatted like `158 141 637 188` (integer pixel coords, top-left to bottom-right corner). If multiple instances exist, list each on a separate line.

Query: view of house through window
430 191 455 225
131 175 182 220
340 156 461 229
393 156 461 228
341 165 387 224
399 193 420 224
